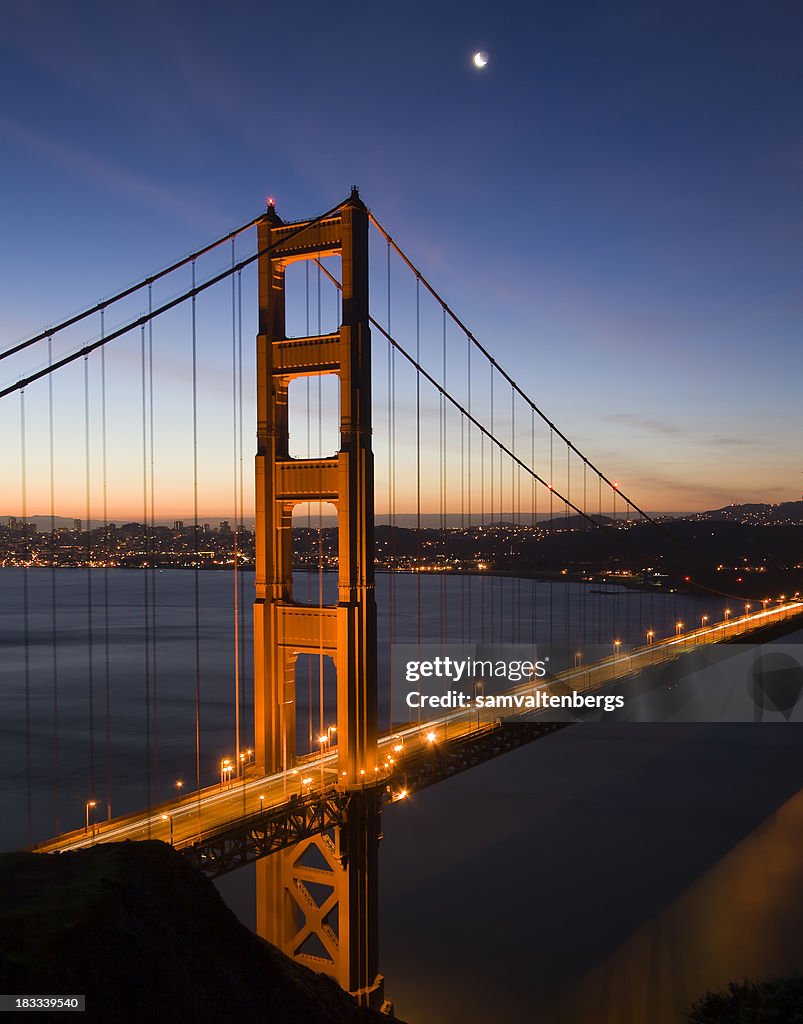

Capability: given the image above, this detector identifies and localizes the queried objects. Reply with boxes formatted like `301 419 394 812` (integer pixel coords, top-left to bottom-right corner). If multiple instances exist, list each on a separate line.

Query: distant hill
686 501 803 526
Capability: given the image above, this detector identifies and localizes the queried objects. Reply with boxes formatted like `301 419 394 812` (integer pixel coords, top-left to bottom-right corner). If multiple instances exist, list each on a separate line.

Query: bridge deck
31 602 803 870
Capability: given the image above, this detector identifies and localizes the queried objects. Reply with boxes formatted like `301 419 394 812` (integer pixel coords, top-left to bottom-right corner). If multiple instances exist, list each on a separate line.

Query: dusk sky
1 0 802 518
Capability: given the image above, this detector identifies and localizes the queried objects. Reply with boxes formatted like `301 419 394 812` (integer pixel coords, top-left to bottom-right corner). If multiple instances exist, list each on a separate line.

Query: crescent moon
473 51 488 68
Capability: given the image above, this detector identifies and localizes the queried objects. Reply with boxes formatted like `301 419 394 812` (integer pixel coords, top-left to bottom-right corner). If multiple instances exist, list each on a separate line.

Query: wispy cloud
0 113 229 230
606 412 758 449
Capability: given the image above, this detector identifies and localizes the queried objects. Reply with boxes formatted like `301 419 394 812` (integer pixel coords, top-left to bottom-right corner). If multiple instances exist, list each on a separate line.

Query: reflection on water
376 721 803 1024
557 783 803 1023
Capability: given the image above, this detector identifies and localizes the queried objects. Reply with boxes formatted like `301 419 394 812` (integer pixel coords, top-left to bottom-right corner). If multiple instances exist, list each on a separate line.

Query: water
375 721 803 1023
0 567 711 848
3 569 801 1022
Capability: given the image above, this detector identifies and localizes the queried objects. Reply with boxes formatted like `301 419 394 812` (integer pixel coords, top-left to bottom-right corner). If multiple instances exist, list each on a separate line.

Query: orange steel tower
253 190 383 1007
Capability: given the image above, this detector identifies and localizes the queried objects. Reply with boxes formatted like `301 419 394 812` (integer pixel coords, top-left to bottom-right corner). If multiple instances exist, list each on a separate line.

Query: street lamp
574 651 583 667
426 730 437 744
613 640 621 656
220 758 234 787
175 779 184 798
473 681 484 727
318 735 327 788
675 622 683 636
160 813 174 845
724 608 731 621
85 800 96 833
745 603 751 616
701 615 708 629
646 630 654 645
258 794 265 812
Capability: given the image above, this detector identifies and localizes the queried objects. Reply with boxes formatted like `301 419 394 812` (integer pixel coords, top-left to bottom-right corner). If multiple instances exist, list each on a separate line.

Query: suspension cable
0 212 271 362
368 212 659 528
311 256 594 528
1 200 349 399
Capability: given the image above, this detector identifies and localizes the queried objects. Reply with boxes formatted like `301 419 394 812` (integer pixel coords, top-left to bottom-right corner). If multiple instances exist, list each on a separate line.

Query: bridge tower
253 190 383 1007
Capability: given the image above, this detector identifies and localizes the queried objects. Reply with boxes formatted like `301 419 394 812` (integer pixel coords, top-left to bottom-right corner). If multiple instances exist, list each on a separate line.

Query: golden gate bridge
1 189 800 1009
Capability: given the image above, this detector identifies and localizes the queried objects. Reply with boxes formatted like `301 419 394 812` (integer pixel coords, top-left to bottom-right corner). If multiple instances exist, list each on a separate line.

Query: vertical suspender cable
191 259 202 832
480 434 485 640
231 240 241 769
84 355 96 803
614 481 622 643
466 335 472 642
47 337 61 833
21 389 32 845
100 312 112 820
565 446 571 650
148 285 158 799
140 324 152 830
385 241 392 727
549 427 554 646
531 406 536 647
317 263 324 742
388 241 397 729
237 268 247 752
582 459 587 651
598 473 603 644
489 366 494 644
306 261 313 749
512 387 518 645
440 309 446 645
460 409 465 641
415 277 421 670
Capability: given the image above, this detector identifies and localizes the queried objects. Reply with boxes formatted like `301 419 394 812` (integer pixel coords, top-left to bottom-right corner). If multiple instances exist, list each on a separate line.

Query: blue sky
1 0 802 516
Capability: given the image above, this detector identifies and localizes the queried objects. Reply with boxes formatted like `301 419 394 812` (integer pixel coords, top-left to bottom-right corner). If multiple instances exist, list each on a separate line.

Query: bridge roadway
31 601 803 865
